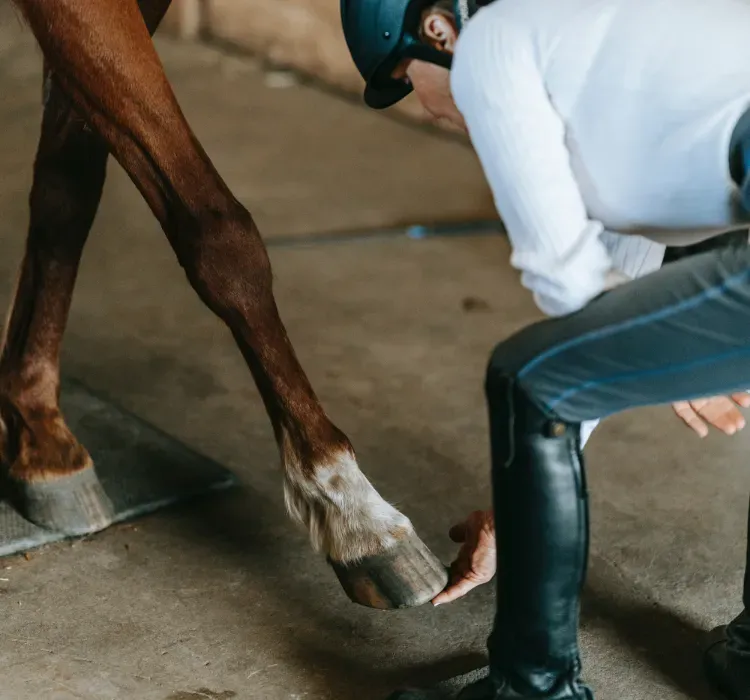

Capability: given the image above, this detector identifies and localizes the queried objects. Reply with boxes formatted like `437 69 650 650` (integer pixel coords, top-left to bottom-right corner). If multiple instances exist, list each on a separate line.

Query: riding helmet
340 0 490 109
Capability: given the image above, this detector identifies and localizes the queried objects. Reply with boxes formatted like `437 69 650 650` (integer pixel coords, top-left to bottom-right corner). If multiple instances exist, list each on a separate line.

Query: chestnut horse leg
0 2 174 536
10 0 447 607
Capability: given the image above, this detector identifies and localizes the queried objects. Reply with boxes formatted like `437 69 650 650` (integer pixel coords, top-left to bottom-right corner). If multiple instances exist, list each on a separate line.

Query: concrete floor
1 7 749 700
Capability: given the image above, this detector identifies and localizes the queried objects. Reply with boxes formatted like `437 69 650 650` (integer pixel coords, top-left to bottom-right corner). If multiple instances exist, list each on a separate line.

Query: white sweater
451 0 750 316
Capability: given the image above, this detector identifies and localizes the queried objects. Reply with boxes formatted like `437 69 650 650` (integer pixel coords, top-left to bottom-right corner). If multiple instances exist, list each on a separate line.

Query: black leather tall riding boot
704 497 750 699
457 372 593 700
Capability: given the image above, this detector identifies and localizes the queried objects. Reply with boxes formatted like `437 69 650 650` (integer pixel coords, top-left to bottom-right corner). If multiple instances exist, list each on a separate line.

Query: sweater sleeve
600 231 666 280
451 17 616 317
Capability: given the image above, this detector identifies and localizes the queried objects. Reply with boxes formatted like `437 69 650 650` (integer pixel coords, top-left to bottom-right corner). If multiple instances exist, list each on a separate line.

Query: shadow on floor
21 353 725 699
583 577 717 700
140 478 722 699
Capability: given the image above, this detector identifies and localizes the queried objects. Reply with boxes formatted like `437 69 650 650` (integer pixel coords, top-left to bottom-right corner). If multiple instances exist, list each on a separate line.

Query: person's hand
672 393 750 437
432 510 496 606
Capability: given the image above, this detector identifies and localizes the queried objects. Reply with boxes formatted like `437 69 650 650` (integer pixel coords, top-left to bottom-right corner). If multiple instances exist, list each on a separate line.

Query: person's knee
484 327 568 432
484 332 539 400
484 344 515 401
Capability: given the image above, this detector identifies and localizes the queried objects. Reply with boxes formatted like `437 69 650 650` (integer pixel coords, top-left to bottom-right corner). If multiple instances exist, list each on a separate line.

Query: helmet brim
364 80 413 109
362 41 451 109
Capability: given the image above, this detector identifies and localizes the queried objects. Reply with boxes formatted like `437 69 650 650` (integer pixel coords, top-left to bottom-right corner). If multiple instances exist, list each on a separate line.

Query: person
339 0 750 698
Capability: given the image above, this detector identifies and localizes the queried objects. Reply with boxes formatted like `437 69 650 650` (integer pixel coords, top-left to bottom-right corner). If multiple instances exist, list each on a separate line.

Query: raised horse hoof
5 466 115 536
329 532 449 609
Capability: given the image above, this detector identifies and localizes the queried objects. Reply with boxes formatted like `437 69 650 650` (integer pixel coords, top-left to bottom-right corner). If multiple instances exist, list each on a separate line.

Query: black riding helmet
340 0 488 109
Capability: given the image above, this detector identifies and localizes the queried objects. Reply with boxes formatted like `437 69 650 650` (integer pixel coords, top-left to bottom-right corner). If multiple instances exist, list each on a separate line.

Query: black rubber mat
0 377 237 557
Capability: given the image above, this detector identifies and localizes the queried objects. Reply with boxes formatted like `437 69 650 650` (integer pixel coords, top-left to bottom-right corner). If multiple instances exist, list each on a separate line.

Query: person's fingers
435 511 497 606
433 548 497 607
448 522 467 543
672 401 709 437
694 396 745 435
449 510 490 543
731 392 750 408
432 573 486 606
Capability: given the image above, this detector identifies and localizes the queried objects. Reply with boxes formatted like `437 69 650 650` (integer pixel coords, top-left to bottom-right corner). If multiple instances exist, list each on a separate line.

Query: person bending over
341 0 750 697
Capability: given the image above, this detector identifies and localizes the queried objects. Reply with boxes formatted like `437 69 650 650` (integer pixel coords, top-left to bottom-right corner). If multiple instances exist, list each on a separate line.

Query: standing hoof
5 466 115 536
329 531 449 609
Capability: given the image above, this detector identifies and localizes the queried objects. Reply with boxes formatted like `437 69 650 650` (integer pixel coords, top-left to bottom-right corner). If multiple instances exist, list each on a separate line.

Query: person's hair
417 0 454 41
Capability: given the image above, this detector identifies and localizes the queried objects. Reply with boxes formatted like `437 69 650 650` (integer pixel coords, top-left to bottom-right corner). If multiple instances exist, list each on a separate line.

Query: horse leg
13 0 447 607
0 0 173 535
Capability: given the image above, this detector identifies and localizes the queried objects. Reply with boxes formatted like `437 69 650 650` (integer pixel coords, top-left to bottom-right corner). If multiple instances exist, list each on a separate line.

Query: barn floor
0 8 747 700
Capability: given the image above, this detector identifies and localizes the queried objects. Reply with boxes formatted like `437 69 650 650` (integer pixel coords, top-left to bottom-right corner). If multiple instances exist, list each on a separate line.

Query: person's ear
421 10 458 53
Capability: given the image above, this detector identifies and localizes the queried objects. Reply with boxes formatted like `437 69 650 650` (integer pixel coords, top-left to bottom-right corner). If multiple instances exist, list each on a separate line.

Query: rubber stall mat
0 377 237 557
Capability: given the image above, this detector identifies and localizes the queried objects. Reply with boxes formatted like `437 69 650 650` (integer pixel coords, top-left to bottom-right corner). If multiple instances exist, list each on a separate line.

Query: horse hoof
6 466 115 536
329 531 449 609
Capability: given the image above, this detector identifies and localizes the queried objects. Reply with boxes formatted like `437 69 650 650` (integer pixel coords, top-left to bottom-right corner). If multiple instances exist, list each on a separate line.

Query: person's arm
451 16 617 316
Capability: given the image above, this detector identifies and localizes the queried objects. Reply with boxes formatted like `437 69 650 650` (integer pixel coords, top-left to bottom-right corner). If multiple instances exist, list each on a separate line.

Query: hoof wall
330 532 449 609
6 467 115 536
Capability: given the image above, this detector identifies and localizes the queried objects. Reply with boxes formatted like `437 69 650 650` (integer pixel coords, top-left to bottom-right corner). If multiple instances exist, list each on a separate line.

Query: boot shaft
485 373 591 697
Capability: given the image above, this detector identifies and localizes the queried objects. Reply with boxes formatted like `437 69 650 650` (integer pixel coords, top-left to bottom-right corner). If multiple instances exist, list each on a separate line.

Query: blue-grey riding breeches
488 242 750 425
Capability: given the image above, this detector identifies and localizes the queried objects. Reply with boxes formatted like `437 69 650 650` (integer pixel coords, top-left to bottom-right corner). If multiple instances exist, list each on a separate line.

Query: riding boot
457 370 593 700
704 496 750 699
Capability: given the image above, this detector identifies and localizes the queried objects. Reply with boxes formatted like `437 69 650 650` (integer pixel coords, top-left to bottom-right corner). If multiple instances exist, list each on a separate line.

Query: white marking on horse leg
282 446 412 563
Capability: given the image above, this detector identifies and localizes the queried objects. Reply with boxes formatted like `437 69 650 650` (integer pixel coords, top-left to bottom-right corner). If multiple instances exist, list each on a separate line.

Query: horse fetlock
0 398 91 482
0 396 113 535
282 448 413 564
